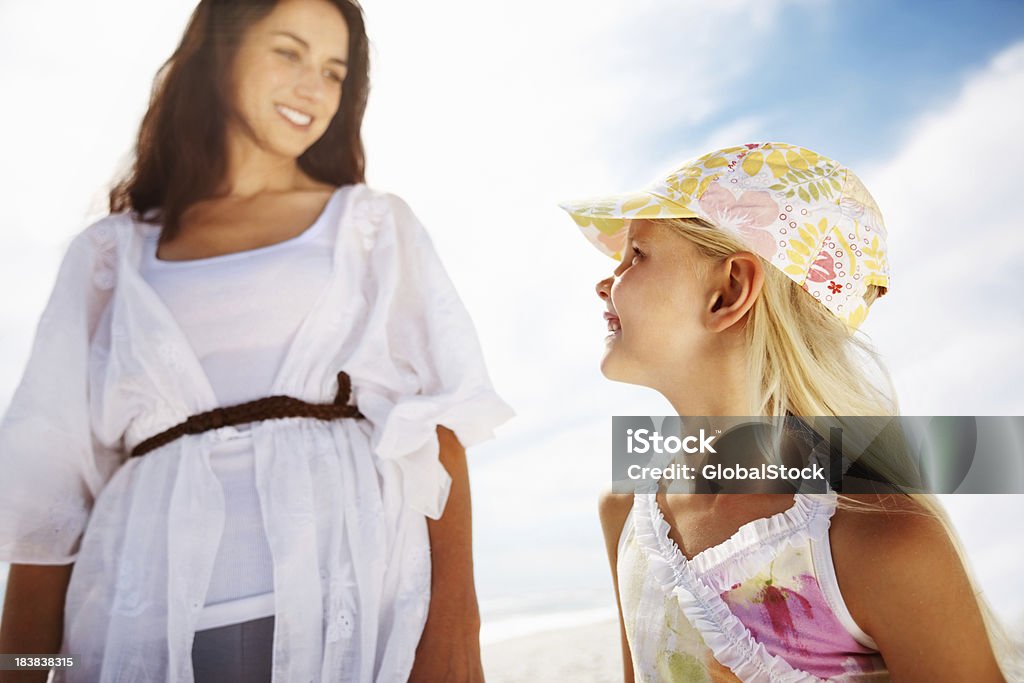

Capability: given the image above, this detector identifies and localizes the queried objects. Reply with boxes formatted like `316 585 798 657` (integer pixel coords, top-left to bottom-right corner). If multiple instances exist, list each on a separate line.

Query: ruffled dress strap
631 489 839 683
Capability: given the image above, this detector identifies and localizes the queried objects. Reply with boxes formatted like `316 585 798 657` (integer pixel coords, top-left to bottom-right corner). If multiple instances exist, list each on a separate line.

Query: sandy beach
480 614 1024 683
482 618 622 683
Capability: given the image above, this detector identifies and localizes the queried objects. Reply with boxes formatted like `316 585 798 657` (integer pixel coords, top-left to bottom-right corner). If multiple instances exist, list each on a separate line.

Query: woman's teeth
276 104 312 127
607 318 621 332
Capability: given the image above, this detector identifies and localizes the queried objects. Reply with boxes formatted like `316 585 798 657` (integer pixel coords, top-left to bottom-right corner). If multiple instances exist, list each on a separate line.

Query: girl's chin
599 352 631 383
598 354 616 380
600 354 661 390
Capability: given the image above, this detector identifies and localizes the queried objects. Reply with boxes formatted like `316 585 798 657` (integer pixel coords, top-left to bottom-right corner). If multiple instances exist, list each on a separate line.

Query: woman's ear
706 251 764 332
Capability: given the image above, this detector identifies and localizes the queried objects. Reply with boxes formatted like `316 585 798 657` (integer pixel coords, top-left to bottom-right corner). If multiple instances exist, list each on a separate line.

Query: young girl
560 142 1019 681
0 1 511 681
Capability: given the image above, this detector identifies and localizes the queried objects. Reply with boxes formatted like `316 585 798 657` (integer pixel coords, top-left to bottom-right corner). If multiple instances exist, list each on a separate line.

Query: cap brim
559 190 697 259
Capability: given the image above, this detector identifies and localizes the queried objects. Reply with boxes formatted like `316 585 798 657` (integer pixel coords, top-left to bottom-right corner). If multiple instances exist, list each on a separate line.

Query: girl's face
229 0 350 160
595 219 714 388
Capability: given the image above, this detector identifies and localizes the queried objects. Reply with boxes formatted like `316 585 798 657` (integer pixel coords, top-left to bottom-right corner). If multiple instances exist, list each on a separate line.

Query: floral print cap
559 142 891 330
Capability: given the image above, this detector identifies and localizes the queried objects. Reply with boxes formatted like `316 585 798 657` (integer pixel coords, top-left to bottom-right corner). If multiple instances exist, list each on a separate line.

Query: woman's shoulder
345 184 434 248
348 183 417 216
71 211 145 252
45 213 140 295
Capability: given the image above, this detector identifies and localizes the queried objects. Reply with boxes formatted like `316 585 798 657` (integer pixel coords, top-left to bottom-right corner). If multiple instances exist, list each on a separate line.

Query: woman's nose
294 66 325 103
595 276 612 301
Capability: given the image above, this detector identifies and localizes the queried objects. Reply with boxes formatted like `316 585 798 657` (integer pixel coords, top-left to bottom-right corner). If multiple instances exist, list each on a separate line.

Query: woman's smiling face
229 0 350 160
595 219 714 388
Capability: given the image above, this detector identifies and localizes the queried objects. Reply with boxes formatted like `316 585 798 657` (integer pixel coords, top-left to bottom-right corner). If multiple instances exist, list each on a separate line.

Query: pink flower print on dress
807 250 837 283
721 571 886 678
757 581 815 655
698 183 779 260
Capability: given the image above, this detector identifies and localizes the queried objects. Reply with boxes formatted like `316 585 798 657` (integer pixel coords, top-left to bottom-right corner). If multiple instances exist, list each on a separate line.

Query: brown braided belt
129 371 364 458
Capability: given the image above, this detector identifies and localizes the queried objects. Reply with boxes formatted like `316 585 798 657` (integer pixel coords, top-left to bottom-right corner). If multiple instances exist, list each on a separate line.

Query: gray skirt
191 615 275 682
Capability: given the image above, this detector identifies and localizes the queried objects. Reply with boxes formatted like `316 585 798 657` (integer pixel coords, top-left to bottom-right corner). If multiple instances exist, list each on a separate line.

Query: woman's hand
0 562 73 683
408 426 485 683
599 491 636 683
408 583 484 683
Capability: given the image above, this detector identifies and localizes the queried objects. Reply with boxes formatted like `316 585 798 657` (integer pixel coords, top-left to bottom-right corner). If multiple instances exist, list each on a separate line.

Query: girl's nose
595 276 612 301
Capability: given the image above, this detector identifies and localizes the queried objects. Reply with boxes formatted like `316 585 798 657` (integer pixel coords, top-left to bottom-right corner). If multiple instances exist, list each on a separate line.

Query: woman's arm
408 426 484 683
0 562 73 683
599 491 635 683
831 497 1006 682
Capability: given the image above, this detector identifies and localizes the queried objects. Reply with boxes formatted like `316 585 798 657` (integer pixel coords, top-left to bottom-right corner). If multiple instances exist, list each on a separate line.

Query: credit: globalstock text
625 462 827 482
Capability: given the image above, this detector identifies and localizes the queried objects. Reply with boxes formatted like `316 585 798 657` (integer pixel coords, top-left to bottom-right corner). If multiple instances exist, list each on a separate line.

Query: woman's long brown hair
109 0 369 242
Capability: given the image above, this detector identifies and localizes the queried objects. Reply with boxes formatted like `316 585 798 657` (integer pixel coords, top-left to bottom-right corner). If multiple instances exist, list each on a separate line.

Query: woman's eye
631 246 644 262
324 70 345 83
275 48 300 61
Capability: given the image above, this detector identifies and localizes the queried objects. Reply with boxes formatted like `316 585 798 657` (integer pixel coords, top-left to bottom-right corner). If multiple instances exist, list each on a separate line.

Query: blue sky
711 0 1024 163
609 0 1024 177
1 0 1023 637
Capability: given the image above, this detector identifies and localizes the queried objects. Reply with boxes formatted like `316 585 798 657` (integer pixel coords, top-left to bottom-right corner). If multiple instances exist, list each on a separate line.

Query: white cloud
861 40 1024 415
357 0 848 618
849 42 1024 626
361 0 827 444
0 1 199 242
0 0 200 405
939 495 1024 625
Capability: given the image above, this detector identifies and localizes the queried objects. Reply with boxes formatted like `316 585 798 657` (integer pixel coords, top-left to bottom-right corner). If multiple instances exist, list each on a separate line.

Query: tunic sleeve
356 194 514 520
0 220 124 564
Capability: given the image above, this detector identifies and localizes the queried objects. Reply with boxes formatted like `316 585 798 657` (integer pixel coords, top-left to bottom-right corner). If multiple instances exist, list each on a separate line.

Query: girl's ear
706 251 764 332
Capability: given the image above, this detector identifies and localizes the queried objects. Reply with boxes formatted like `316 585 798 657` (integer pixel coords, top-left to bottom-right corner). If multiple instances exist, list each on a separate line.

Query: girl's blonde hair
661 216 1022 679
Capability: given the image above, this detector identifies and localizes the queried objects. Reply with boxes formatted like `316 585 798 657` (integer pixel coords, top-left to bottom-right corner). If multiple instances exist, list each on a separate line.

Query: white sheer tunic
0 184 514 682
138 187 341 629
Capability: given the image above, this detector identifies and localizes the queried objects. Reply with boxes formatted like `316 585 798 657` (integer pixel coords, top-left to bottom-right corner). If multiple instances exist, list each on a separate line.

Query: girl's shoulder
829 494 953 605
598 491 635 558
828 496 998 674
829 494 949 563
599 491 635 526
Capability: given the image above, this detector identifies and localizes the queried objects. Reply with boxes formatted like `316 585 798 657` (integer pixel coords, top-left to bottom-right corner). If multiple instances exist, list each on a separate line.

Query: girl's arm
408 426 484 683
831 497 1006 682
0 562 73 683
599 491 636 683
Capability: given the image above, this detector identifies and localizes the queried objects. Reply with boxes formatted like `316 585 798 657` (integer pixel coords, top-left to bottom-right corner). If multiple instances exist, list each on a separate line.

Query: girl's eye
631 246 644 262
275 48 300 61
324 70 345 83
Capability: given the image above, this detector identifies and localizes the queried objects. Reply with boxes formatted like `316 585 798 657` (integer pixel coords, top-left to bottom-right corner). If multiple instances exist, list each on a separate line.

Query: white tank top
138 190 343 630
617 489 890 681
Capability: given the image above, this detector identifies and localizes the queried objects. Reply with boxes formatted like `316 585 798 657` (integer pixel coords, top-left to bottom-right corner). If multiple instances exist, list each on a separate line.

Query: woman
0 0 512 681
560 142 1018 681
